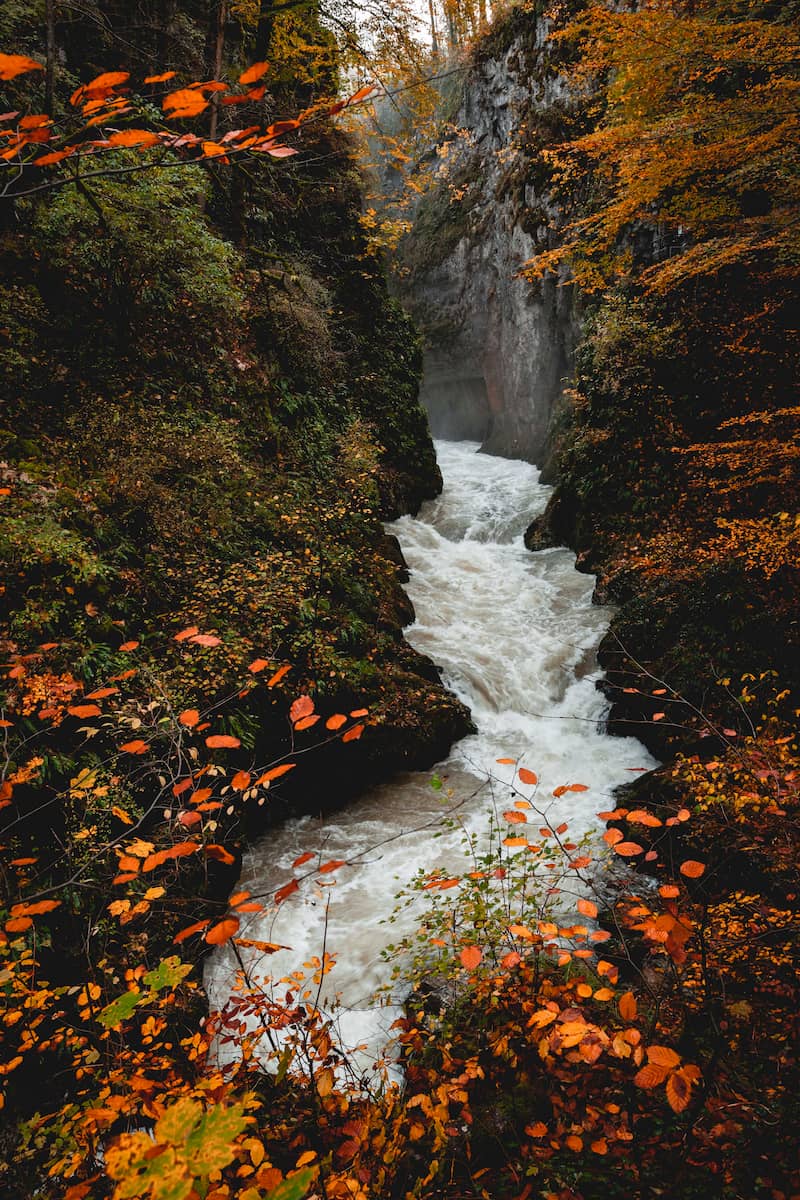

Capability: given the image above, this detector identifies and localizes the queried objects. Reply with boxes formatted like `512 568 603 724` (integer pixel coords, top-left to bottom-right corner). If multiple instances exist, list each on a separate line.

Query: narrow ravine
205 441 655 1080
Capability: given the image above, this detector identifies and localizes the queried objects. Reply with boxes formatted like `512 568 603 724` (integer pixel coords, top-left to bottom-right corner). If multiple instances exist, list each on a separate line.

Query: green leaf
98 988 142 1028
143 955 193 994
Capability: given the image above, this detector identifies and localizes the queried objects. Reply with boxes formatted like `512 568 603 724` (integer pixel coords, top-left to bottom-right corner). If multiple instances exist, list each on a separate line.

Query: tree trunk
208 0 227 141
45 0 56 116
427 0 440 58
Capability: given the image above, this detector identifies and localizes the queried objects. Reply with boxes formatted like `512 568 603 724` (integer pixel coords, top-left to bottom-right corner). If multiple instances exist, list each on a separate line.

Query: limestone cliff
395 7 582 466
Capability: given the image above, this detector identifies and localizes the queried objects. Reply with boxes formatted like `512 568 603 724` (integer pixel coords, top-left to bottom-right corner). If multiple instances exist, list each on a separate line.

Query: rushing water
205 441 654 1081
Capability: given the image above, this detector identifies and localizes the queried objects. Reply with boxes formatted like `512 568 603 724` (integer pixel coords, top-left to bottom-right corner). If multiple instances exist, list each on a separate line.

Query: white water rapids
205 440 654 1081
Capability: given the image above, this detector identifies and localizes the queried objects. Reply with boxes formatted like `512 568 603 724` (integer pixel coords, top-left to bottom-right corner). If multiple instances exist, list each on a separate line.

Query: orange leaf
349 708 368 718
496 757 516 764
567 783 588 792
120 739 148 754
231 770 251 791
503 810 527 824
666 1068 694 1113
501 951 521 969
179 708 200 728
294 714 320 732
205 916 240 945
254 763 296 785
342 723 364 742
0 53 44 81
634 1062 669 1088
659 884 680 899
119 641 139 652
5 916 33 932
106 129 161 147
289 694 314 723
239 60 270 85
174 919 210 944
86 687 119 700
518 766 538 785
603 828 624 846
35 148 77 166
10 899 60 916
292 851 315 868
205 734 241 749
204 844 235 865
647 1044 681 1069
144 71 177 83
679 860 705 878
267 664 291 687
345 84 377 105
318 859 346 873
618 991 637 1021
460 945 482 970
163 88 209 119
614 841 644 857
248 658 270 673
591 1138 608 1155
577 898 598 918
68 704 101 718
83 70 130 96
565 1135 583 1152
174 625 199 642
325 713 347 731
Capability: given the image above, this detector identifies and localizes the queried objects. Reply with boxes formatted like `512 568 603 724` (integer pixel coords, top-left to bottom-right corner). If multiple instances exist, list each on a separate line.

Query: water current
205 440 654 1081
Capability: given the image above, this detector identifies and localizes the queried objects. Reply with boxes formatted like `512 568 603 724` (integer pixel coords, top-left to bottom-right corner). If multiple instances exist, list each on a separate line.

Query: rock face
396 9 582 465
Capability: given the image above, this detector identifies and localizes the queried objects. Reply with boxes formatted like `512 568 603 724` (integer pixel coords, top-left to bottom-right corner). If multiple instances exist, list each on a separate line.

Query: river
204 440 654 1083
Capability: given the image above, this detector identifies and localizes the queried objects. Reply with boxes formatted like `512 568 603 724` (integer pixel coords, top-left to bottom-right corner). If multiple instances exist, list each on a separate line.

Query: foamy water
205 441 654 1083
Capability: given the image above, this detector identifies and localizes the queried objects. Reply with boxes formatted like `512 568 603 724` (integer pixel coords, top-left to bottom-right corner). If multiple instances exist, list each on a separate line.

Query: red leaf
178 810 202 828
289 694 314 723
275 879 299 904
293 851 315 868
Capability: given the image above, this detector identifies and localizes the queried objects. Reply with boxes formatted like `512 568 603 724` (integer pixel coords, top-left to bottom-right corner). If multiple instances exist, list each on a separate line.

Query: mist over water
205 441 654 1080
